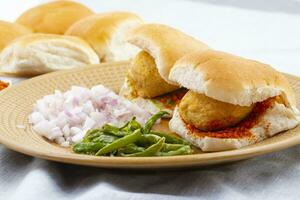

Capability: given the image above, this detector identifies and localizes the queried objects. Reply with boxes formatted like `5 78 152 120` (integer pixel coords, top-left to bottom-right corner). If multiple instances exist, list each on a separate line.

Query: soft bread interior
170 103 300 152
105 20 141 62
0 34 99 75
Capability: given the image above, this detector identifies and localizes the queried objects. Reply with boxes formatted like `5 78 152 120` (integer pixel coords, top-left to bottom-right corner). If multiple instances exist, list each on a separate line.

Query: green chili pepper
122 137 165 157
73 142 105 154
162 143 186 152
92 134 119 143
117 143 145 154
150 131 190 145
95 129 142 156
158 145 193 156
120 117 142 132
82 129 103 142
73 111 194 157
137 134 161 146
101 124 126 137
142 111 169 134
119 120 131 130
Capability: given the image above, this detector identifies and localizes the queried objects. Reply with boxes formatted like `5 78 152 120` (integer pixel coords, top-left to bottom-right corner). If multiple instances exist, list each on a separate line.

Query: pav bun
0 34 99 76
65 11 143 62
169 50 296 108
127 23 209 84
169 50 300 151
120 24 209 115
16 0 93 34
0 20 32 51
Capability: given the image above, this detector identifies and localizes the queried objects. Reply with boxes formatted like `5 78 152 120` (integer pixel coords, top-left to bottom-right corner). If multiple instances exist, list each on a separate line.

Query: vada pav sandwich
169 50 300 151
120 24 209 115
0 34 99 75
65 12 143 62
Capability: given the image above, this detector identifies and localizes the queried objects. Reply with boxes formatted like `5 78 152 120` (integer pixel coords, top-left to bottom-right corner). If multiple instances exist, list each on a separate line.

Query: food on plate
29 85 152 147
169 50 300 152
179 91 254 131
73 111 193 157
127 50 179 98
65 11 143 62
0 20 32 52
0 80 9 90
0 34 99 75
16 0 94 34
120 24 209 115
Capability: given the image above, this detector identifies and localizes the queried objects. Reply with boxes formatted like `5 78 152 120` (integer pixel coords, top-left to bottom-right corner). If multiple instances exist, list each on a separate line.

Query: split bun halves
0 34 99 75
120 24 209 115
127 23 209 84
169 50 299 151
120 23 209 98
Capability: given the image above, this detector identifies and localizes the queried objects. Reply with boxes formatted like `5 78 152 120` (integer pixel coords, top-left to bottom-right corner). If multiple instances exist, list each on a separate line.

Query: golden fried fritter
127 50 178 98
179 91 254 131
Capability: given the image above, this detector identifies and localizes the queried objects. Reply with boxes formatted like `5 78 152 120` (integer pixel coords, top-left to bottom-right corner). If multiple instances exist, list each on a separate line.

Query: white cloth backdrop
1 0 300 199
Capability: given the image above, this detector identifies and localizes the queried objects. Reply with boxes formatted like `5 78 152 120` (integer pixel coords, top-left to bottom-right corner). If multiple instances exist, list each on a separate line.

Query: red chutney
155 89 187 109
185 97 276 139
0 80 9 91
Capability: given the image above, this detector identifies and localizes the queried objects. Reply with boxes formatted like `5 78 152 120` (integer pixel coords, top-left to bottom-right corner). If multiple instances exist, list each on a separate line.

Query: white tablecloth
1 1 300 199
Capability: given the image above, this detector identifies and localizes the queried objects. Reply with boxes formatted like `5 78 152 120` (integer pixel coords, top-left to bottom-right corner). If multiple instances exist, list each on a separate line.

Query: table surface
1 0 300 200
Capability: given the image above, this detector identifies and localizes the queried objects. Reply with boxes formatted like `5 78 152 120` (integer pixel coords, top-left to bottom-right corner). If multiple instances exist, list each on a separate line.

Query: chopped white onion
28 85 151 147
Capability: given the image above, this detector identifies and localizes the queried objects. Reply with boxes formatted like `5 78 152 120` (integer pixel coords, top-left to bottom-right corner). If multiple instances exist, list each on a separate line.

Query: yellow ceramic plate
0 62 299 169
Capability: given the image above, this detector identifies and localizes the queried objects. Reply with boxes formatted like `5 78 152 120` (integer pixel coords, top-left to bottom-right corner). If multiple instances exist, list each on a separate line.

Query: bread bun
0 34 99 76
65 11 143 62
127 23 209 84
170 105 299 152
169 50 296 108
169 50 300 151
0 20 32 51
16 1 93 34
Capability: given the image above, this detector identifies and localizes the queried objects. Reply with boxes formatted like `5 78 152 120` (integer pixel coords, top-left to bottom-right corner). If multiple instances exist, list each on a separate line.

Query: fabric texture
1 145 300 200
1 0 300 199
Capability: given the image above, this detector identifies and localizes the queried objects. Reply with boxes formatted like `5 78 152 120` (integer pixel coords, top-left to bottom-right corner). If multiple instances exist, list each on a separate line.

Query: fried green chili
73 112 193 157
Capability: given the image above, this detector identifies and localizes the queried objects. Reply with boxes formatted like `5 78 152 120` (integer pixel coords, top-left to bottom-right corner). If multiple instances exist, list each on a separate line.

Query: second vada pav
169 50 300 151
119 24 209 116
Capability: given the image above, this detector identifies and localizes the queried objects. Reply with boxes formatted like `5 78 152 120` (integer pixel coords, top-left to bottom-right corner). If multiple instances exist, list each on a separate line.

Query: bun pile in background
16 0 94 34
0 1 144 76
0 0 298 152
